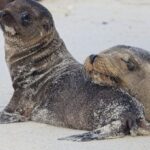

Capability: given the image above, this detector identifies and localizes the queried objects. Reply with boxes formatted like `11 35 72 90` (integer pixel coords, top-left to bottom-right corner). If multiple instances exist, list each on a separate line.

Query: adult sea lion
0 0 149 141
84 45 150 121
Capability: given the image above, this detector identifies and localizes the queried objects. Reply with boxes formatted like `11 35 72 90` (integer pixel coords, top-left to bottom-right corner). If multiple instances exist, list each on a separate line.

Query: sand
0 0 150 149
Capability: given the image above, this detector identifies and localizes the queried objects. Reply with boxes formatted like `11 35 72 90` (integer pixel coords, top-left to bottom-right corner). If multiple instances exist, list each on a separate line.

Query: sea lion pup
0 0 150 142
84 45 150 121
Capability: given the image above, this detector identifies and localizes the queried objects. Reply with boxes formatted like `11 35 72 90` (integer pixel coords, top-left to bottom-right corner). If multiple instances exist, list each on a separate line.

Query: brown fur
84 45 150 121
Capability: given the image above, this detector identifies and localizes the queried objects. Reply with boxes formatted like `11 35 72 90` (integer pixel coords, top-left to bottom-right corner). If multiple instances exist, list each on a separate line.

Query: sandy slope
0 0 150 149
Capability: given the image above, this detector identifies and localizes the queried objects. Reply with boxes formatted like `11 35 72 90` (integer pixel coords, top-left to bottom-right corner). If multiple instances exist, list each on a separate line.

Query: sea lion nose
89 54 98 64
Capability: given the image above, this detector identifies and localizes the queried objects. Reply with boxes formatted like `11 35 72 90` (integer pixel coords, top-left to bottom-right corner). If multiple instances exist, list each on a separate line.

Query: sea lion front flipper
0 111 27 124
58 120 125 142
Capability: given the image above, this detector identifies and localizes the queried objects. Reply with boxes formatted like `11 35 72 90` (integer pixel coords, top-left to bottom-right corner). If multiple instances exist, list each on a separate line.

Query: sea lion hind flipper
58 121 125 142
0 111 28 124
58 119 150 142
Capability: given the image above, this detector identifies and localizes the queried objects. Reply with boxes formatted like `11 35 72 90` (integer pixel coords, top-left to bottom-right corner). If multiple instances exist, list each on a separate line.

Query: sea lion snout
89 54 98 64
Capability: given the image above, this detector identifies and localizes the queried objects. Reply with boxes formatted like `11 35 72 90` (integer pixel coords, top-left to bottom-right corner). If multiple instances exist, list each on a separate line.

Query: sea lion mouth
3 25 17 35
0 23 18 36
88 70 120 86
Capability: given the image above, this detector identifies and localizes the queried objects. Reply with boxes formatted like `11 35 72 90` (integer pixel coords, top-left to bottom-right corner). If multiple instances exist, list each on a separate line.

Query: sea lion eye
21 11 31 26
121 58 136 71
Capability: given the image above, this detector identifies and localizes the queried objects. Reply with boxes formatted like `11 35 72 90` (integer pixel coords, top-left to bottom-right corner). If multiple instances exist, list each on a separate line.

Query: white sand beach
0 0 150 149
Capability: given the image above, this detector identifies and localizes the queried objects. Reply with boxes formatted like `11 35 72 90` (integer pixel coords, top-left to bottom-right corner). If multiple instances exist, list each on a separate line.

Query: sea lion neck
5 29 77 90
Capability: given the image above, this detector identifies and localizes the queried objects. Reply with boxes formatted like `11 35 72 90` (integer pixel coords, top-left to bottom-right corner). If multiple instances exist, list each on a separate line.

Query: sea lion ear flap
42 20 50 32
42 20 54 32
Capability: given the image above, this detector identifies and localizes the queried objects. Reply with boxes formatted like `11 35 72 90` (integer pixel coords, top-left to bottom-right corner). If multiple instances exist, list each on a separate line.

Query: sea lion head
0 0 60 89
84 46 150 120
0 0 55 45
84 46 150 87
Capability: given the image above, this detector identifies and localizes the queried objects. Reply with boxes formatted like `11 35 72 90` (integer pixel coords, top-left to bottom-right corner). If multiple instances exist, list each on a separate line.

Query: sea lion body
84 45 150 121
0 0 150 141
